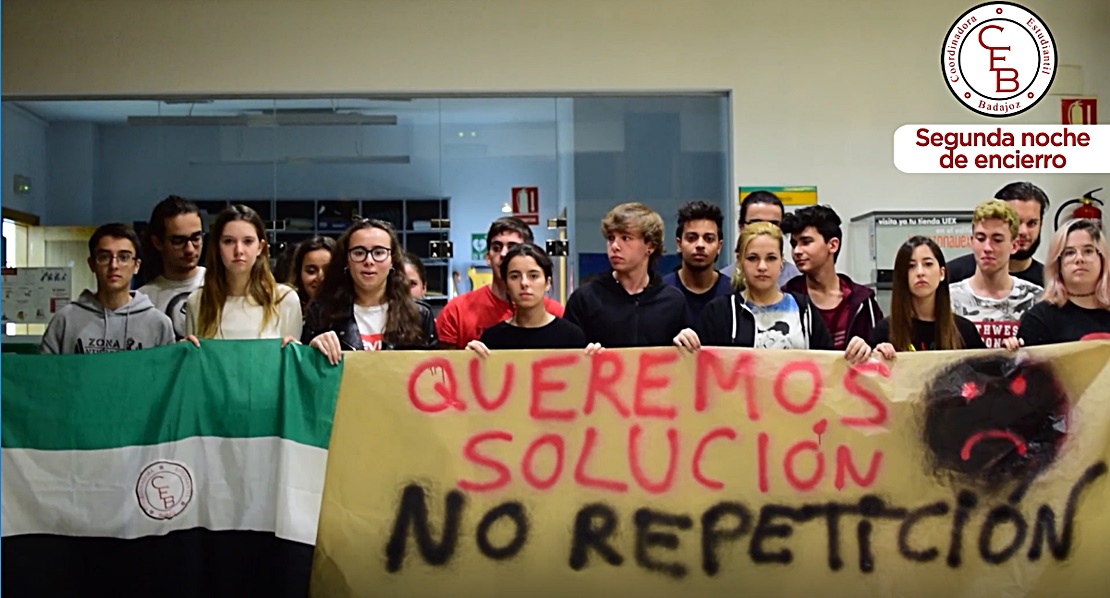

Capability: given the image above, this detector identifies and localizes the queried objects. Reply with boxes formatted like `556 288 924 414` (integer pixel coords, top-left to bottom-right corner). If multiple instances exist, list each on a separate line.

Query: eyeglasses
348 245 392 263
169 232 205 249
94 251 135 266
1061 245 1100 263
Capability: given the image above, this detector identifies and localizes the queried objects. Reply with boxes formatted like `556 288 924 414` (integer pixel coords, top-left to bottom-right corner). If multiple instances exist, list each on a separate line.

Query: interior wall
46 122 97 226
4 0 1108 278
572 96 729 260
1 105 47 216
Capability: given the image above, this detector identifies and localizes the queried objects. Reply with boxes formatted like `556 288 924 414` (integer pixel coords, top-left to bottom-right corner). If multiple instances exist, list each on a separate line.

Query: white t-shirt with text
353 304 388 351
949 277 1043 348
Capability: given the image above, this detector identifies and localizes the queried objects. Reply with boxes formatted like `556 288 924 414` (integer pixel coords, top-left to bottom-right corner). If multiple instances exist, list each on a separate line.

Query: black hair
486 216 534 248
291 236 337 306
89 223 142 259
148 195 201 240
781 205 843 263
995 181 1050 217
403 252 427 284
739 191 785 225
675 200 724 238
499 243 554 281
140 195 202 281
275 241 299 284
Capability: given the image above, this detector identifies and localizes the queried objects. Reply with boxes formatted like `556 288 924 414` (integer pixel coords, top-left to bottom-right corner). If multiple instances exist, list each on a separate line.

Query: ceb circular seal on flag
136 460 194 520
942 2 1056 117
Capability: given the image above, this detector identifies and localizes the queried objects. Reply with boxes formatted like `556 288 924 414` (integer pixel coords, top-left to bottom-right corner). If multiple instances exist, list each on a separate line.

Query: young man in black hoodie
564 202 687 347
780 205 880 363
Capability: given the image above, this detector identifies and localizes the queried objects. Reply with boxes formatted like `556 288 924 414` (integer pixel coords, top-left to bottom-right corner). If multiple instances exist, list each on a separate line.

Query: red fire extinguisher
1054 188 1104 229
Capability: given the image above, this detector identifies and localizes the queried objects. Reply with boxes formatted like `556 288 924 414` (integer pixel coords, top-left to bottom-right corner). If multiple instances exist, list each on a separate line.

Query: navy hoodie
564 272 687 347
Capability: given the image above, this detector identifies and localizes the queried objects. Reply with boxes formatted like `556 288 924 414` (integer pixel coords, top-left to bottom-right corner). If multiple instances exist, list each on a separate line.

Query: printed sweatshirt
40 290 175 354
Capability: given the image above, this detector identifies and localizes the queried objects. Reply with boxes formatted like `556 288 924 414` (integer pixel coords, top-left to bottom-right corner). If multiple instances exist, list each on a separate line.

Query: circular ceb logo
136 460 194 520
942 2 1056 117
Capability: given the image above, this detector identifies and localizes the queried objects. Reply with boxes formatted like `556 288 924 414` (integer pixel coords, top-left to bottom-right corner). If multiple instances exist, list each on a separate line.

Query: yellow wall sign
740 186 818 206
311 343 1110 596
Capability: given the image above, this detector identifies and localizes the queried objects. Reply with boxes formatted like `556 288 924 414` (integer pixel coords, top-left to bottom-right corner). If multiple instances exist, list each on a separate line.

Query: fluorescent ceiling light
187 155 411 165
128 114 398 127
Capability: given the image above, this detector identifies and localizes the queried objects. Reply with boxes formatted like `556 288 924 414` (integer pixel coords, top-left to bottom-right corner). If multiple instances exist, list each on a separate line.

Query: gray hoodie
39 290 175 354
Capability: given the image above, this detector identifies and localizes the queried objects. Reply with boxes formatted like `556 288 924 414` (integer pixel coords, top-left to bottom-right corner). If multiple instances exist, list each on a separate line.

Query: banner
1 341 342 597
311 343 1110 597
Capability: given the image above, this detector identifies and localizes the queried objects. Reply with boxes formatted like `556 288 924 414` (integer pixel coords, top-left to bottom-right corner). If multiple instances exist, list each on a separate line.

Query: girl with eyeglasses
302 219 437 364
871 236 984 359
1014 218 1110 346
183 205 302 343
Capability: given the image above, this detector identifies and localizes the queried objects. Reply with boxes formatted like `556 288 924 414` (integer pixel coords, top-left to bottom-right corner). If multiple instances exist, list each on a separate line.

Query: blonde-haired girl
674 222 833 351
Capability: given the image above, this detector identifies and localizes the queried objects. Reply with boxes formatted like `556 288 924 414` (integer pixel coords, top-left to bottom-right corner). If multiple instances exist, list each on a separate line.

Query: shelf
165 197 452 296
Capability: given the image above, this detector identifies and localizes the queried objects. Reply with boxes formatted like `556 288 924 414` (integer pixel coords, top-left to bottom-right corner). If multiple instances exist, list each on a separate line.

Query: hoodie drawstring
104 301 133 350
730 295 738 345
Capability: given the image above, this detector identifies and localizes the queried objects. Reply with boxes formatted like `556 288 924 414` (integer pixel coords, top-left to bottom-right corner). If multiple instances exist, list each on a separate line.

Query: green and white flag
1 340 341 596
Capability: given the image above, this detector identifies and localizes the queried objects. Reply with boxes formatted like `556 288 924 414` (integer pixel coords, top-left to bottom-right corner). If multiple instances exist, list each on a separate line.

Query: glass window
2 94 731 310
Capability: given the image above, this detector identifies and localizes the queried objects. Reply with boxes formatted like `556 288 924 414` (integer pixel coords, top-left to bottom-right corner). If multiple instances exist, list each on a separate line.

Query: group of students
872 183 1110 353
39 182 1110 363
653 181 1110 360
39 197 438 355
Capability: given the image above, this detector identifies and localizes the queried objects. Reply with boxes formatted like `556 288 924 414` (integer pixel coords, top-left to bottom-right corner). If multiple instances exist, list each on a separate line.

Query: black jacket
564 272 687 347
301 300 437 350
782 274 882 348
695 291 833 349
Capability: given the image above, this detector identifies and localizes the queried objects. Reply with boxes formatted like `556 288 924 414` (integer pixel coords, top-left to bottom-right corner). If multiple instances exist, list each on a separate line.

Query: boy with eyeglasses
721 191 800 286
137 195 207 339
40 223 175 354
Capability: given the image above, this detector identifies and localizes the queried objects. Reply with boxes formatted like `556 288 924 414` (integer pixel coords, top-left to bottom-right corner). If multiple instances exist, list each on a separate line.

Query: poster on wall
471 234 488 261
512 187 540 225
1 267 72 324
739 186 818 206
1061 98 1097 125
873 212 975 258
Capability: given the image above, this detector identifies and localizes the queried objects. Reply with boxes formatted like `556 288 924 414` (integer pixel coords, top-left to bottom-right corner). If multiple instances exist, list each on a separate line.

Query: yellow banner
740 186 818 206
311 343 1110 597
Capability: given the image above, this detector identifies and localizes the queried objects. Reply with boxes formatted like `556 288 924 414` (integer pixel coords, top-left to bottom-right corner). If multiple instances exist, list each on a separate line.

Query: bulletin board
2 267 72 324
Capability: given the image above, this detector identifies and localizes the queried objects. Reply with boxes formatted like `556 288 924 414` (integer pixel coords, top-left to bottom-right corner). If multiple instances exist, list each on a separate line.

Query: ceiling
10 98 566 126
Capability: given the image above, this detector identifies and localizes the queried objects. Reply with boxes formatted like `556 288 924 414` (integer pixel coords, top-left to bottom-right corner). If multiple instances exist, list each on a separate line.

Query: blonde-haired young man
564 202 687 347
950 199 1044 348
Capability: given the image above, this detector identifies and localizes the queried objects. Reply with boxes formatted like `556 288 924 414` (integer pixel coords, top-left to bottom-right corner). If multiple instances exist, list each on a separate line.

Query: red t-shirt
435 285 565 349
816 278 853 350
